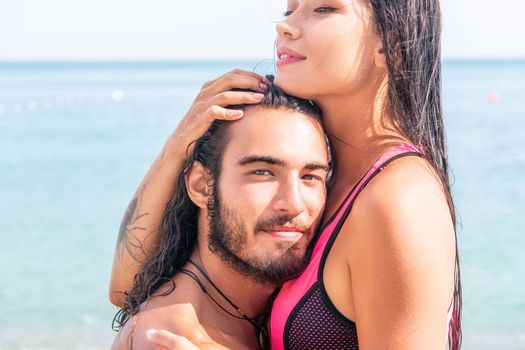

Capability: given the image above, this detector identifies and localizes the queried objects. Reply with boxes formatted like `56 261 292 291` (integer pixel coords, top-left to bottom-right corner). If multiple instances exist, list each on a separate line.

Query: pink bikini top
268 144 423 350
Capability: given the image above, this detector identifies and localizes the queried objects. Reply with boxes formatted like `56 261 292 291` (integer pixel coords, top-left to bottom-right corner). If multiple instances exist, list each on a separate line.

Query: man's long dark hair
112 77 322 330
369 1 462 348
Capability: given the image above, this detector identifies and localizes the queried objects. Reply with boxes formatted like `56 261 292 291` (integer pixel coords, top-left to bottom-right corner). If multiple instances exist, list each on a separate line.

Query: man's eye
303 174 323 182
314 6 337 13
252 170 273 176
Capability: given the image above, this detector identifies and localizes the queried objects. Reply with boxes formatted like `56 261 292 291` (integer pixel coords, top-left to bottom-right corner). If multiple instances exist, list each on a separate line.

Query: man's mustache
253 215 309 234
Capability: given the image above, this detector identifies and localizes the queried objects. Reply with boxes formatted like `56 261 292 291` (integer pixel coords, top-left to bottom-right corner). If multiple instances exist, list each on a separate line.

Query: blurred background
0 0 524 349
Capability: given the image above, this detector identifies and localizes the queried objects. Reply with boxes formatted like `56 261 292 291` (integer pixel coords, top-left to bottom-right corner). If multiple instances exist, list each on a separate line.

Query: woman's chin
274 74 312 100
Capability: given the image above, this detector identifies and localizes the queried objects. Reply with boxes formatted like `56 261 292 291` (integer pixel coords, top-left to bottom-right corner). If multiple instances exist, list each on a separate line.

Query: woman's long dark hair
112 77 322 331
369 0 461 348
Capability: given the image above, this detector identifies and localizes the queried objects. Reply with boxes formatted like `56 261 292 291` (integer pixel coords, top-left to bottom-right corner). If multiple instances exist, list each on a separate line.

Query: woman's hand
166 69 269 158
146 329 228 350
146 329 199 350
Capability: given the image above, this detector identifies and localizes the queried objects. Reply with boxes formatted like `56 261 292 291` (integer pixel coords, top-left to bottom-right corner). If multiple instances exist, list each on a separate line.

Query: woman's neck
317 76 407 187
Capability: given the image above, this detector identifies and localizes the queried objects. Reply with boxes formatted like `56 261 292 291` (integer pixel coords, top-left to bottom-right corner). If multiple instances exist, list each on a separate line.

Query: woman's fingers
205 105 244 121
212 90 265 107
146 329 199 350
198 92 266 124
170 69 269 157
207 70 267 95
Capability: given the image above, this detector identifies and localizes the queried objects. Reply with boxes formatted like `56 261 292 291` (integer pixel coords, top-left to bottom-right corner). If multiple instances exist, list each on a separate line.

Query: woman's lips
277 56 306 66
276 47 306 66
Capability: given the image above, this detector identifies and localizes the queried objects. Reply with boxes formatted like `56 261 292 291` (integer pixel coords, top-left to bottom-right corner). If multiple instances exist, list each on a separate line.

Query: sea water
0 60 524 349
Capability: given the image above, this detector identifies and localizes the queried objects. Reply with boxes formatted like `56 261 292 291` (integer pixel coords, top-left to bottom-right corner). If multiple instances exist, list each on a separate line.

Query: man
111 83 330 349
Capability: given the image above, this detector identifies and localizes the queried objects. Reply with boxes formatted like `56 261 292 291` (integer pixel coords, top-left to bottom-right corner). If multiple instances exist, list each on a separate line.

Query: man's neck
189 242 276 319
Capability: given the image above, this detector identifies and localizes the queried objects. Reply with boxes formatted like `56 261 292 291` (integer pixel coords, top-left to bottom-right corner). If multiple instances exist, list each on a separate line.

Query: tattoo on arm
117 186 150 261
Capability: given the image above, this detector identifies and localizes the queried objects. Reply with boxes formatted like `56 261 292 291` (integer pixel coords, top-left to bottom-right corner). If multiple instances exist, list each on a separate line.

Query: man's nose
273 176 305 216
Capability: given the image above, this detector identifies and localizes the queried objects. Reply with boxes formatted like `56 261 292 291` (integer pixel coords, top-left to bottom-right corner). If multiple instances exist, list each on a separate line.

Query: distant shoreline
0 60 261 71
0 58 524 71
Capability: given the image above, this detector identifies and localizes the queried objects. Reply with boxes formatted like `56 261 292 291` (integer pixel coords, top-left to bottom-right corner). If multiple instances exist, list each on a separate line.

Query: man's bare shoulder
112 301 203 349
111 279 205 350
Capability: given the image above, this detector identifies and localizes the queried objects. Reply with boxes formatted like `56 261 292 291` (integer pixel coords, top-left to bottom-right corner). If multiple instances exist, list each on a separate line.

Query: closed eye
283 10 294 17
314 6 337 13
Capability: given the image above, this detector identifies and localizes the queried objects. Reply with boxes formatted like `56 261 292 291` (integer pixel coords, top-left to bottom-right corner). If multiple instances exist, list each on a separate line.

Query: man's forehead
227 107 323 138
222 108 328 167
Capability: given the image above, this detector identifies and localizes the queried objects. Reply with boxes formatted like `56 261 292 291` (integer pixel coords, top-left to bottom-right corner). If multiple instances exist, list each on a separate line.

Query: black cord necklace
179 259 270 350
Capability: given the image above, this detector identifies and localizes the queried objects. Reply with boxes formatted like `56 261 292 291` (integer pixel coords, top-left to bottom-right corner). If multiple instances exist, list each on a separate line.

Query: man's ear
185 161 211 209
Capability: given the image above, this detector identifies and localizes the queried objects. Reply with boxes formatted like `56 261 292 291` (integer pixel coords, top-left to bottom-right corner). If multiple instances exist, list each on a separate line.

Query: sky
0 0 524 61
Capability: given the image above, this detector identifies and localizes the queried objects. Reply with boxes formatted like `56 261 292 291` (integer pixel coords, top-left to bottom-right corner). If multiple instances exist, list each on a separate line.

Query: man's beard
207 189 310 287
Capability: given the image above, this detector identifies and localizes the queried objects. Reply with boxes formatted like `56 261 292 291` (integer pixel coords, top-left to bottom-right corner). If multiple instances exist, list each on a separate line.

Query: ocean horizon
1 59 524 349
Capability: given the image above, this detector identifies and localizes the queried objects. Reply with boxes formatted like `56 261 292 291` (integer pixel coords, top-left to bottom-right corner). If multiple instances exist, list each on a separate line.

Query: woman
110 0 461 348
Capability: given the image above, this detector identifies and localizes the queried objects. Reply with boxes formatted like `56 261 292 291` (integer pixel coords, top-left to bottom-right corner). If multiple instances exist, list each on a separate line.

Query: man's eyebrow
238 156 330 172
305 163 331 172
238 156 285 166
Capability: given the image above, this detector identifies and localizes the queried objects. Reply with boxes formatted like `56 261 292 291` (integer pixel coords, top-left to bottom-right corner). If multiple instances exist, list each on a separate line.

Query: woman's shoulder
364 154 449 215
345 154 455 264
339 155 456 317
336 156 456 349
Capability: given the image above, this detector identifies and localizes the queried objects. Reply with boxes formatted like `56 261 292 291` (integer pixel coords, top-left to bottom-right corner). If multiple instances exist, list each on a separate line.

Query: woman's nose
275 16 301 40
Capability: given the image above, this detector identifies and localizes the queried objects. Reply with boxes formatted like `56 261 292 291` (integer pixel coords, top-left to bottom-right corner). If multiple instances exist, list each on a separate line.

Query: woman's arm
349 158 456 349
109 70 268 307
109 139 185 307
